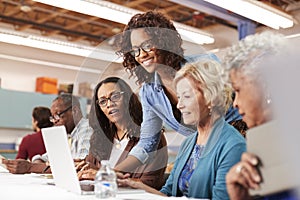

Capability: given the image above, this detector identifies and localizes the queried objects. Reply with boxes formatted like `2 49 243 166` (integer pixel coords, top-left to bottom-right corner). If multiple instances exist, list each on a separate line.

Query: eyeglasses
97 91 125 107
49 105 72 123
129 39 154 57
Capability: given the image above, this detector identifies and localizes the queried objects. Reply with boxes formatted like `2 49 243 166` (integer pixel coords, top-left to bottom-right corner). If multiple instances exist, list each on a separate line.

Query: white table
0 172 92 199
0 172 162 200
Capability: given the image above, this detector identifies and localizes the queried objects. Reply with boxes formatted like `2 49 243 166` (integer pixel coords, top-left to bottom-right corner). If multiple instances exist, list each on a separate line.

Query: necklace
115 132 127 149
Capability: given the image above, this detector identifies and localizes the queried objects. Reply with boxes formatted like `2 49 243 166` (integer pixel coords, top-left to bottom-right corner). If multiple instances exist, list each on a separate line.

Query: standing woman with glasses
114 11 225 173
77 77 168 190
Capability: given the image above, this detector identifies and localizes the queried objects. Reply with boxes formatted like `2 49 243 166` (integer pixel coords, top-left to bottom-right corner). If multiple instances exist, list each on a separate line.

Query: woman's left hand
226 152 262 200
117 177 144 188
77 168 97 180
75 159 87 172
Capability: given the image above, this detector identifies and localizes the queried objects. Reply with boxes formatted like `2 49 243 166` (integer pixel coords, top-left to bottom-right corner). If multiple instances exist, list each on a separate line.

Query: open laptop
42 126 145 196
247 121 298 196
41 126 94 195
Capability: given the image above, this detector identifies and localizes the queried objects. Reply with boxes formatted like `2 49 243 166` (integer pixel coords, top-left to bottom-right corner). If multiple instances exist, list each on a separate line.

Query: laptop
247 121 298 196
42 126 145 196
41 126 94 195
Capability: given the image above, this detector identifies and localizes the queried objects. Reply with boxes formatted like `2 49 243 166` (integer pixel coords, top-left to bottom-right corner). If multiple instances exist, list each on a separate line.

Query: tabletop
0 172 201 200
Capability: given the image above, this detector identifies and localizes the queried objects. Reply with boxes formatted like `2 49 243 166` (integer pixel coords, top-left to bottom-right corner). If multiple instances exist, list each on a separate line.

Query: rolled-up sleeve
128 84 162 163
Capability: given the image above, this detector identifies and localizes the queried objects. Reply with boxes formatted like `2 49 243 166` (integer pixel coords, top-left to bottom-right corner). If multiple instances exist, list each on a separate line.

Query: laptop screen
42 126 83 194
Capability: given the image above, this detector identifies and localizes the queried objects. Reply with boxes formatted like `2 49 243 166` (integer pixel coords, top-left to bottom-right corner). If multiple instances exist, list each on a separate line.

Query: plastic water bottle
94 160 117 198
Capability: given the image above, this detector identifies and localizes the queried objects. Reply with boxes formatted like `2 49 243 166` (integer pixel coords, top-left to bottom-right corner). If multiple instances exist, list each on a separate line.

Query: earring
266 93 272 105
208 105 212 115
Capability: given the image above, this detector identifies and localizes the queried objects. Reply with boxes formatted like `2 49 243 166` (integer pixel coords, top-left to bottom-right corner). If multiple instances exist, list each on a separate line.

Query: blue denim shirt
129 53 242 163
129 71 195 163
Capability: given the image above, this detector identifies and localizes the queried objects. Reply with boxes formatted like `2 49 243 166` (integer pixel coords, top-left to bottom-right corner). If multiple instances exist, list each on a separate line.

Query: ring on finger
236 165 243 174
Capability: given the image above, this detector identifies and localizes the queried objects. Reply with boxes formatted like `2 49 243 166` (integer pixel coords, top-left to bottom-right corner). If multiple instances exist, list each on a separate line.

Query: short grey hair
223 31 286 79
174 59 227 115
54 93 81 109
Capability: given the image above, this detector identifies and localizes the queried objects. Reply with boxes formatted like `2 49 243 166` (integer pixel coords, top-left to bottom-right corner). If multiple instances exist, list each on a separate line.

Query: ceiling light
0 28 122 63
204 0 294 29
285 33 300 39
0 53 101 74
33 0 214 44
20 5 32 12
174 22 214 44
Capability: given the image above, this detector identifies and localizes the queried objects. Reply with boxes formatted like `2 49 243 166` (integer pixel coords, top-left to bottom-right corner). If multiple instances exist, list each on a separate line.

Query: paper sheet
0 154 9 173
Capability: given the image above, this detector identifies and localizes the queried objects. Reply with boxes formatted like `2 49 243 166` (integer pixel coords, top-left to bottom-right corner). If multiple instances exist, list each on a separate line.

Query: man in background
2 93 92 174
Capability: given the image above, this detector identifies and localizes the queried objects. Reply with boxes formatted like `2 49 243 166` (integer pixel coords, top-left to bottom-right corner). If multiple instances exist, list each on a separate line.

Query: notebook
41 126 94 195
0 154 9 173
247 121 298 196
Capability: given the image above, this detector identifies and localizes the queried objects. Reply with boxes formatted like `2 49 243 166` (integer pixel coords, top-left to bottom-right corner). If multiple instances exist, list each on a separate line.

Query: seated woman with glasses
77 77 168 190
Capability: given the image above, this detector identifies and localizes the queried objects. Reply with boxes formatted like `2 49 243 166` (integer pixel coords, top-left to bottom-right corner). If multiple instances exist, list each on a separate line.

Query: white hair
223 31 287 79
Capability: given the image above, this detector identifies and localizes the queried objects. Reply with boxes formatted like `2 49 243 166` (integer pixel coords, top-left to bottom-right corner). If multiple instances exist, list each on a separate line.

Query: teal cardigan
160 118 246 199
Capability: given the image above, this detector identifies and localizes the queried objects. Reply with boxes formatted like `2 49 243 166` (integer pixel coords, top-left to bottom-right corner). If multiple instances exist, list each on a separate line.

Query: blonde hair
174 59 227 115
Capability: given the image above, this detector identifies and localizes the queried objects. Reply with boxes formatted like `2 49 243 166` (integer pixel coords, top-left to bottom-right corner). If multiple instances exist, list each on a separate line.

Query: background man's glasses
129 39 153 57
49 105 72 122
97 91 124 107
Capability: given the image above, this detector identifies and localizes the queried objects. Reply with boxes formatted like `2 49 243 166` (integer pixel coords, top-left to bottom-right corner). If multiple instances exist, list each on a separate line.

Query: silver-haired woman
224 31 298 200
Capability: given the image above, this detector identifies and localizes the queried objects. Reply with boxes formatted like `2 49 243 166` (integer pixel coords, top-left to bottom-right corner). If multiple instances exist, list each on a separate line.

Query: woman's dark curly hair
88 77 142 160
116 11 186 85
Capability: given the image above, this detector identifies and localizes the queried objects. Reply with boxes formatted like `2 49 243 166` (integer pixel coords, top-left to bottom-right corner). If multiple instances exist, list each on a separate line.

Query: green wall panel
0 89 87 129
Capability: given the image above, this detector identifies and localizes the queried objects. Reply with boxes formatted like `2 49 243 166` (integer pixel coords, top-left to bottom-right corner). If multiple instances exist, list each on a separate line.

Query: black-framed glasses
129 39 154 57
49 105 72 123
97 91 125 107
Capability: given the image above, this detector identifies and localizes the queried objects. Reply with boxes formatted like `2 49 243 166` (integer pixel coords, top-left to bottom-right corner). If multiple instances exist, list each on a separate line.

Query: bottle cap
100 160 109 166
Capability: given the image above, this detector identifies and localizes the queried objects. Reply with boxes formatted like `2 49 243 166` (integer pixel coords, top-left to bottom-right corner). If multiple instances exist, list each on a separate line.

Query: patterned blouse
178 143 205 196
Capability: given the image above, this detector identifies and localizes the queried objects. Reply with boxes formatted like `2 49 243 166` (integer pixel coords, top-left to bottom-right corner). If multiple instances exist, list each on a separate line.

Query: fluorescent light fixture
285 33 300 39
209 48 220 53
34 0 137 24
204 0 294 29
174 22 214 44
33 0 214 44
0 53 101 74
0 28 122 63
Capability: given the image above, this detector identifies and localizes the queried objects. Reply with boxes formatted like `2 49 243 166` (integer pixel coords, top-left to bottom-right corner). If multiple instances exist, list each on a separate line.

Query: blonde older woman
224 31 297 200
118 59 246 199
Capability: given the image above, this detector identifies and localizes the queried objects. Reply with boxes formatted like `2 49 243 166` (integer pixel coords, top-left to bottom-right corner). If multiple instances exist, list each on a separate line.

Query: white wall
0 42 126 146
0 43 113 92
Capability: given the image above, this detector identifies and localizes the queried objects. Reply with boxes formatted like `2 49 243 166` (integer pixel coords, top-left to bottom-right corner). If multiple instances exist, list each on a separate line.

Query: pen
42 165 50 173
